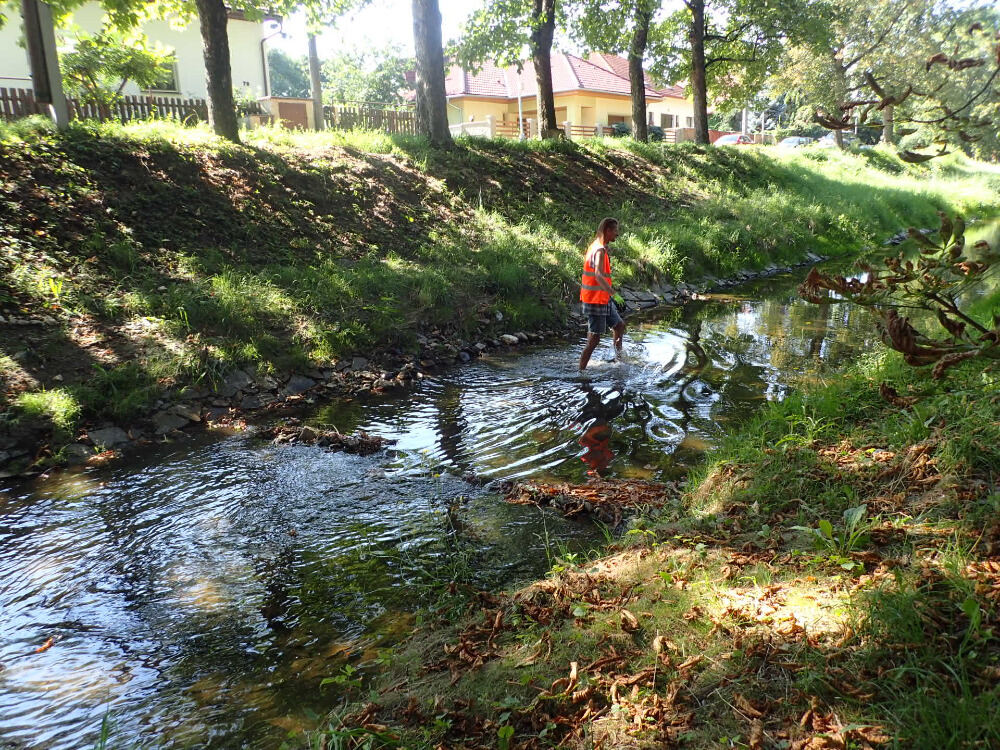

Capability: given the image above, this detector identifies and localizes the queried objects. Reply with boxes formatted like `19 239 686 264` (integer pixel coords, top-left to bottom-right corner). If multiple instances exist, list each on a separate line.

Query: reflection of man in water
576 385 625 476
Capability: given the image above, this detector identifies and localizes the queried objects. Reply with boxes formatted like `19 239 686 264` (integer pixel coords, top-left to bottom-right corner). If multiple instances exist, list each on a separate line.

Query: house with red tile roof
442 52 694 134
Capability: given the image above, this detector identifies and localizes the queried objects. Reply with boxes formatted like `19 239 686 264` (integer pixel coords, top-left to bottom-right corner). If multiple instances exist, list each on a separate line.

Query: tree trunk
308 34 324 131
883 103 894 145
531 0 558 138
412 0 452 148
687 0 710 144
194 0 239 142
629 2 652 142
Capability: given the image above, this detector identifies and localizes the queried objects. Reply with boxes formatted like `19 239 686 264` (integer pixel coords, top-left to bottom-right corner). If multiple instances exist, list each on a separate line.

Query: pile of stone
259 424 394 456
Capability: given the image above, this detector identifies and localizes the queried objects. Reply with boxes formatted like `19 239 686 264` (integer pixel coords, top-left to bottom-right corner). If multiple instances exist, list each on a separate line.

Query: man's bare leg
579 332 602 370
612 321 625 359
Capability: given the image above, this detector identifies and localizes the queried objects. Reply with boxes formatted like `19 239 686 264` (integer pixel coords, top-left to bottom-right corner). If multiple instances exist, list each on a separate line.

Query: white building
0 2 274 101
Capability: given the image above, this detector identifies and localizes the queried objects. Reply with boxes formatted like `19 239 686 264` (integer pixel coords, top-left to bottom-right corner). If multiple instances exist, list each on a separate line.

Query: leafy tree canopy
568 0 659 60
770 0 1000 158
59 26 174 106
267 48 310 98
653 0 829 110
451 0 567 72
321 45 413 105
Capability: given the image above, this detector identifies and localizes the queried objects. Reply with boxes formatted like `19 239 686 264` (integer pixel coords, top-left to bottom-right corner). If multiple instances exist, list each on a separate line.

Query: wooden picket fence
67 94 210 123
323 104 416 135
0 87 267 124
494 119 531 139
0 87 46 120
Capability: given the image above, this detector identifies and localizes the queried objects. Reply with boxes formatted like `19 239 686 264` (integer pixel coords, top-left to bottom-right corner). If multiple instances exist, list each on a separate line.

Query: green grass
323 282 1000 748
1 119 999 451
13 388 82 441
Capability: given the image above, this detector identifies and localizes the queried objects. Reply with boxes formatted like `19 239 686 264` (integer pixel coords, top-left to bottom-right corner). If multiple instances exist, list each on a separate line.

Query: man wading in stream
579 217 626 371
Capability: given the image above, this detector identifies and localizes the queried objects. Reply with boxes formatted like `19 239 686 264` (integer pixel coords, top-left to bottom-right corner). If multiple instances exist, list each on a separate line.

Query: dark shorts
583 300 623 335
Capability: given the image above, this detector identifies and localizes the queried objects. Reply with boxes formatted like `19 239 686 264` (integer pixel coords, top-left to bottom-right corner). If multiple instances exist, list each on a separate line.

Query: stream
0 268 889 749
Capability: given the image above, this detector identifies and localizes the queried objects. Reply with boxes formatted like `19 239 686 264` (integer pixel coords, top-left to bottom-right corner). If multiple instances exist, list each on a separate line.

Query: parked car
777 136 814 148
715 133 754 146
817 131 860 148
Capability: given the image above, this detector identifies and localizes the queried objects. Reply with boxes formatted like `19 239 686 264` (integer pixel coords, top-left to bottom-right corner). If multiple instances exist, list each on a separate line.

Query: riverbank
325 284 1000 748
2 118 999 478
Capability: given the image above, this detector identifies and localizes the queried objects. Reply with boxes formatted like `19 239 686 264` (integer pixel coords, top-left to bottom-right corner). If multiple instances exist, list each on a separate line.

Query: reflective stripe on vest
580 245 612 304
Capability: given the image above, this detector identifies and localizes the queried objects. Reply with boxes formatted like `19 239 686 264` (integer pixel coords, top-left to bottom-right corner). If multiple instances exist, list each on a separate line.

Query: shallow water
0 270 885 749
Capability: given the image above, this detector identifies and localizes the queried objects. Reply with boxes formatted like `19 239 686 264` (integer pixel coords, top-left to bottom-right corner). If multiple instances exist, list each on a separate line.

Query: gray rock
179 385 209 400
171 403 202 422
63 444 93 465
152 411 189 435
499 334 519 345
256 374 279 390
515 332 529 342
284 375 316 395
457 351 471 363
89 426 130 448
474 342 488 353
204 406 230 422
240 394 262 410
351 357 369 371
216 369 253 398
227 368 255 389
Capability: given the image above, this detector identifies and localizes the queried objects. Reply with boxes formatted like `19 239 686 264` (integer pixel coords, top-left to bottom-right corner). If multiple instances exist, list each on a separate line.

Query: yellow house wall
647 97 695 128
448 90 697 130
447 97 512 125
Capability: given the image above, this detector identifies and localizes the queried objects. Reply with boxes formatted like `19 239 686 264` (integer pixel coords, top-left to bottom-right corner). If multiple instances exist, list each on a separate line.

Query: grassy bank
1 118 999 462
326 282 1000 748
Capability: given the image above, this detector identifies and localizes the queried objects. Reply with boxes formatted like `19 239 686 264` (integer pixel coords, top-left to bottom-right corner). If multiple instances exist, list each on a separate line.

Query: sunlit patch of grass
14 388 82 440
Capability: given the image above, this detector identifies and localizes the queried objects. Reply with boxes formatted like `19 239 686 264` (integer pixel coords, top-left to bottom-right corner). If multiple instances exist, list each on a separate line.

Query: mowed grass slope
1 117 998 440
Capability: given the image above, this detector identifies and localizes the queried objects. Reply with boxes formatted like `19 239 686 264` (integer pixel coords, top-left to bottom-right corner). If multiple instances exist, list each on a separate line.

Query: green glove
613 293 625 306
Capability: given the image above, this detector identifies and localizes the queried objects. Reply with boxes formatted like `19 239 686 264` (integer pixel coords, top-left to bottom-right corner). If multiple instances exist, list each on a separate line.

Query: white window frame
145 59 180 95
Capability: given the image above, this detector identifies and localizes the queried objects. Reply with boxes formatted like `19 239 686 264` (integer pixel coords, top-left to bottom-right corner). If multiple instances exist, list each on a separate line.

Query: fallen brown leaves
504 478 681 524
791 701 891 749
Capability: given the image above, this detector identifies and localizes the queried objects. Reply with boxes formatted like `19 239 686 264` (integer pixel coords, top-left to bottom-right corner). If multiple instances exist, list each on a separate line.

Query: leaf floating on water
34 638 54 654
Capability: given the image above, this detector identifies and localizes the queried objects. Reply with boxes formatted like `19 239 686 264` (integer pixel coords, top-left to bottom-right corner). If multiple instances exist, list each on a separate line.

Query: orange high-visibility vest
580 245 612 304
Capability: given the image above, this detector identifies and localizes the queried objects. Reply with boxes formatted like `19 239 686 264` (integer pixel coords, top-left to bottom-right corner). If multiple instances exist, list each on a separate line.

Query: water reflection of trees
434 382 472 471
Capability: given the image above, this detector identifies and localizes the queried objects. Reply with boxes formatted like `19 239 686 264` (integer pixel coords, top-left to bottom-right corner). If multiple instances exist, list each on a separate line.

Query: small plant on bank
792 503 873 570
800 212 1000 387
